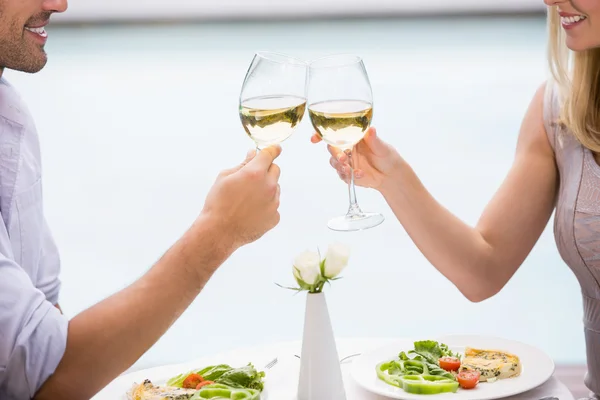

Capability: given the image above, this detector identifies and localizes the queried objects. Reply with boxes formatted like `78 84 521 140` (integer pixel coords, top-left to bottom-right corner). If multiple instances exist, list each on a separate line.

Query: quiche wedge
459 347 522 382
127 379 196 400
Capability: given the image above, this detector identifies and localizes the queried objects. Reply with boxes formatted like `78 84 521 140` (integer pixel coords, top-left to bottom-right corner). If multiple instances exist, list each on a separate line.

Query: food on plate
128 380 260 400
166 363 265 391
127 363 265 400
182 373 204 389
375 340 522 394
128 379 197 400
187 384 260 399
376 373 459 395
456 370 480 389
459 347 522 382
376 340 460 394
438 356 461 372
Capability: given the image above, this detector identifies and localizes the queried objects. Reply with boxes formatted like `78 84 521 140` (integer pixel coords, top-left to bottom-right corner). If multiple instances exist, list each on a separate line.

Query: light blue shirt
0 77 68 399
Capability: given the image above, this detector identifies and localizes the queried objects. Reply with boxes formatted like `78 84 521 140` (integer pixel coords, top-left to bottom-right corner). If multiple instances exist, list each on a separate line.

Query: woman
313 1 600 397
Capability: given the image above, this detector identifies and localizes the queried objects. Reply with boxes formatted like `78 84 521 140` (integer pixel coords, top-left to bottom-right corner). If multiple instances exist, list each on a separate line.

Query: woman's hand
311 127 403 192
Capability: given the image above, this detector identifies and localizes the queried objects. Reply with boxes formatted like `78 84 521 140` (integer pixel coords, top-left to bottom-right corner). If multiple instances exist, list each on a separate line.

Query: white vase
297 291 347 400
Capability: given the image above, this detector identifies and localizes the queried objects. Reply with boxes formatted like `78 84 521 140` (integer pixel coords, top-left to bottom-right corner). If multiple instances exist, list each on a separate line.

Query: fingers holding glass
307 54 384 231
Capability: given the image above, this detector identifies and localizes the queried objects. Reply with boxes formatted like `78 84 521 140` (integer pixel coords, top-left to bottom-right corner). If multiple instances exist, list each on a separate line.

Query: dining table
93 337 576 400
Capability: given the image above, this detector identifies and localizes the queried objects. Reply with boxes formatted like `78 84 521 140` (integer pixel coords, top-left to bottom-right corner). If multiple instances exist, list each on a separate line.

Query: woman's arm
319 84 557 302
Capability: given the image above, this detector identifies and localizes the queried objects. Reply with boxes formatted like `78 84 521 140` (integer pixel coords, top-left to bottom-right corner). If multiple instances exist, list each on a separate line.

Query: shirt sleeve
35 217 62 306
0 219 68 399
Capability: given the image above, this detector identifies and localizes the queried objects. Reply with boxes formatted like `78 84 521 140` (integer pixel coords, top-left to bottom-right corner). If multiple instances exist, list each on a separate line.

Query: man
0 0 283 399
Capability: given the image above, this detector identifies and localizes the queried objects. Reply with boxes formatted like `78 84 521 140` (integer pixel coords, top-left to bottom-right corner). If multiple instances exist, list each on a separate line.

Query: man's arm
34 146 282 400
35 216 233 400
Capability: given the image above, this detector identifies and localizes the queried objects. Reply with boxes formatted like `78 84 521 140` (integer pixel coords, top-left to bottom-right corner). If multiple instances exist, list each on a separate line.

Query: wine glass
307 54 384 232
239 51 308 151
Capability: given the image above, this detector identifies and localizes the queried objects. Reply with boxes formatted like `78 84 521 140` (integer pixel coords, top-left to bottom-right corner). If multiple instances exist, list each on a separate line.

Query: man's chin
11 55 48 74
21 62 47 74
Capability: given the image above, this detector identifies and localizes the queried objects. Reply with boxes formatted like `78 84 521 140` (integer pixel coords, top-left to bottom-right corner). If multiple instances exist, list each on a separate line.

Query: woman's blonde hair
548 5 600 152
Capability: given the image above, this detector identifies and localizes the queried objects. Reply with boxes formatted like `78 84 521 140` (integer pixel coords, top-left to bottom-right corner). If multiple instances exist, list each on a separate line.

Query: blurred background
4 0 588 397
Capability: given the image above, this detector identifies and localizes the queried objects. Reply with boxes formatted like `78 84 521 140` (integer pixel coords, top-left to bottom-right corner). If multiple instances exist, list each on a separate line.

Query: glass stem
345 148 362 217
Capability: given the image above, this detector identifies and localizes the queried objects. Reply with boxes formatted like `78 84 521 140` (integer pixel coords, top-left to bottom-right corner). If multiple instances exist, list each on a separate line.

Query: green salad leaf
189 383 261 400
376 340 462 395
217 364 265 391
439 342 462 360
166 363 265 392
200 365 236 382
424 362 456 381
377 362 458 394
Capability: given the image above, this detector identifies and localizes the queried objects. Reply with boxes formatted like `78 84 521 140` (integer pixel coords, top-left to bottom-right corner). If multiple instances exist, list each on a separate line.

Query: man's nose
43 0 68 14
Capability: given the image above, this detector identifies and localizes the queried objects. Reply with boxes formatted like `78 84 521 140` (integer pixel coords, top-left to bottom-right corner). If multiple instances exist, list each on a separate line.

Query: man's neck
0 68 3 79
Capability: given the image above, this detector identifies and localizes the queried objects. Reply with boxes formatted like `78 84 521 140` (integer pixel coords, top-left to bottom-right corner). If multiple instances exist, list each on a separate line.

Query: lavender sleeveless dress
543 82 600 396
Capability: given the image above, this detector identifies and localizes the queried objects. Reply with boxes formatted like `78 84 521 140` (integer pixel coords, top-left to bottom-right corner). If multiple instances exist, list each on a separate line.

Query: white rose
323 243 351 278
293 250 322 286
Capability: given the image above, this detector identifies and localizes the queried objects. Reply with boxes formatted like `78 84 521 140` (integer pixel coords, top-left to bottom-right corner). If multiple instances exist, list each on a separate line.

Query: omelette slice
127 379 197 400
459 347 522 382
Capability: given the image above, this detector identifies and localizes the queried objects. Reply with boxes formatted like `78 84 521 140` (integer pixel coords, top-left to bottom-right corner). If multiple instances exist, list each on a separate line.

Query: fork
339 353 361 364
264 357 278 370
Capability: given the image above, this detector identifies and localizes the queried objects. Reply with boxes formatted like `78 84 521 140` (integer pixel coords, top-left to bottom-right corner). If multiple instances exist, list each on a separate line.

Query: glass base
327 212 384 232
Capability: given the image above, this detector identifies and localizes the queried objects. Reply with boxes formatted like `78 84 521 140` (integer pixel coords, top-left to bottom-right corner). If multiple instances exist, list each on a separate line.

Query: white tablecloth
94 337 575 400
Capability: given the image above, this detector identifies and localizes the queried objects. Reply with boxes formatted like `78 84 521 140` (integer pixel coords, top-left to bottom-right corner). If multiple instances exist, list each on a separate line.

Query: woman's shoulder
540 79 563 153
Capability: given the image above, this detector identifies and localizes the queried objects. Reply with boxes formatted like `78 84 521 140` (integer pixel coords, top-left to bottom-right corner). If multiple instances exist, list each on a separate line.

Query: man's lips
25 20 48 29
24 22 49 41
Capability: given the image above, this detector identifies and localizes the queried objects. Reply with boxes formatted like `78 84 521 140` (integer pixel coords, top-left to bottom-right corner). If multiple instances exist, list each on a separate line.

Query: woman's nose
543 0 568 5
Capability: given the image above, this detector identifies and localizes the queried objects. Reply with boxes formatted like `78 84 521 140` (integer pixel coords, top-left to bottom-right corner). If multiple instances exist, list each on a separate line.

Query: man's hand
200 145 282 248
34 146 284 400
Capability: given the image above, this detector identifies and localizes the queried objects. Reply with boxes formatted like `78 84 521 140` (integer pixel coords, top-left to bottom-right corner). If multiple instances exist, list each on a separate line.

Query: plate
92 360 270 400
350 335 555 400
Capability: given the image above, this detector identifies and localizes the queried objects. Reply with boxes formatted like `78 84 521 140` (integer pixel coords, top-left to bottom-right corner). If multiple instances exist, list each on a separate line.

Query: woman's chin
566 43 585 52
565 37 598 53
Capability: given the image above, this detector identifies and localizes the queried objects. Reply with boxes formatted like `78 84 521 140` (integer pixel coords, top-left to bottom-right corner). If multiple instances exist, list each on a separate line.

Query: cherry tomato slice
438 356 461 371
182 373 203 389
457 369 480 389
196 380 215 389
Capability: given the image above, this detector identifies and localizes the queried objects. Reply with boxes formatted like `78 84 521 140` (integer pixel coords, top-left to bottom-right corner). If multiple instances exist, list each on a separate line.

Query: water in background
5 15 585 371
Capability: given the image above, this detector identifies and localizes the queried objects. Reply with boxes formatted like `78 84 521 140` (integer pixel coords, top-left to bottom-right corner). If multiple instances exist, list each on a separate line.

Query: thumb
363 127 389 157
246 145 282 170
221 149 256 176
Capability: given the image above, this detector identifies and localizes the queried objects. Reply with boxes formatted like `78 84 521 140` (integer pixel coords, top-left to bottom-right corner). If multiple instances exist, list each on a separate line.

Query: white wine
240 95 306 148
308 100 373 150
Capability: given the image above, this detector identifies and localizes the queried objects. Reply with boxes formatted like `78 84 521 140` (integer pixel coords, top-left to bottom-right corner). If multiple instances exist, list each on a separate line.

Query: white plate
350 335 555 400
92 360 270 400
